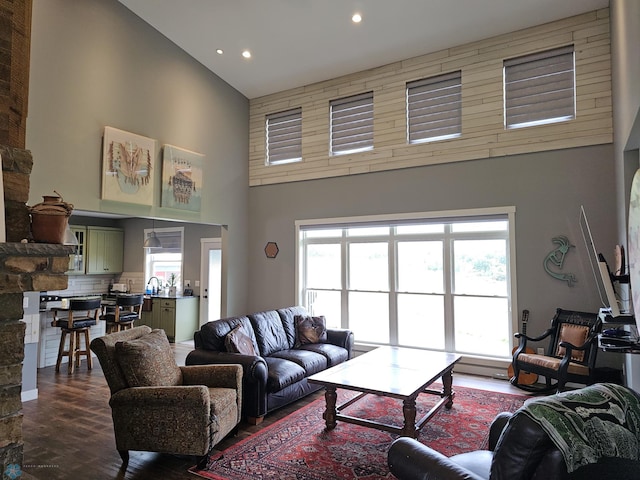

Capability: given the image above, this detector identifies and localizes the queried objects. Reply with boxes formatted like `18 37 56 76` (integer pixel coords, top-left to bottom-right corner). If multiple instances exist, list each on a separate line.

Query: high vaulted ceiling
118 0 610 99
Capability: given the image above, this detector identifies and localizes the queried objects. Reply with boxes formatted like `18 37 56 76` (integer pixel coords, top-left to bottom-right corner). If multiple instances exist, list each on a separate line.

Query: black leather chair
52 296 102 374
101 294 143 334
387 384 640 480
510 308 602 393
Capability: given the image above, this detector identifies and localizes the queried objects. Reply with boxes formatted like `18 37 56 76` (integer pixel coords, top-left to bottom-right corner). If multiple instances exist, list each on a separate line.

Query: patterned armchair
90 325 242 466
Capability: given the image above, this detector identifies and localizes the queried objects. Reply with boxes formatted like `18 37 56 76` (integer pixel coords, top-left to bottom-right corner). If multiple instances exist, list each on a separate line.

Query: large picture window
297 209 515 359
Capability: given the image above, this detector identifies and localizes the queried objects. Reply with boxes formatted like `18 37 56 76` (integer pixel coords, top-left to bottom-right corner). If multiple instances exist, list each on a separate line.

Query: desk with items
598 309 640 353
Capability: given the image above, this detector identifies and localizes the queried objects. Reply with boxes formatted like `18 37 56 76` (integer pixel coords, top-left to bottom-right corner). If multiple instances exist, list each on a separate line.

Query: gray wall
26 0 250 314
612 0 640 154
248 144 618 342
611 0 640 384
611 0 640 235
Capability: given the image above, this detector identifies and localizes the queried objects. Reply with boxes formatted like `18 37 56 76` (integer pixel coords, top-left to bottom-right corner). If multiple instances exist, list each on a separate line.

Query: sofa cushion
294 315 327 347
277 306 310 347
298 343 349 367
271 349 328 376
198 316 255 352
115 329 183 387
250 310 290 356
264 357 306 393
225 325 257 355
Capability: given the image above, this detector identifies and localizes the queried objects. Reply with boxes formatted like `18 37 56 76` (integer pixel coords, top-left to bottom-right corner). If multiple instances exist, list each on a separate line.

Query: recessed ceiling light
242 50 251 59
352 13 362 23
216 49 224 55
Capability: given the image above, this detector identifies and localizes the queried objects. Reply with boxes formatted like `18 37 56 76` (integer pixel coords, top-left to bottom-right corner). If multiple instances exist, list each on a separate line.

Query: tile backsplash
46 271 145 297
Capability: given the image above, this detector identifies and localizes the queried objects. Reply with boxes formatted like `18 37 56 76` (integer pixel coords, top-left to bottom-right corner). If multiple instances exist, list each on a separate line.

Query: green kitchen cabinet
86 227 124 274
67 225 87 274
141 296 199 343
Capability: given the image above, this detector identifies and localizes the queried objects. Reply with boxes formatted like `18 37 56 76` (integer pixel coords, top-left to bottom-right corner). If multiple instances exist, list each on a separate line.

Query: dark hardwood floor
21 342 521 480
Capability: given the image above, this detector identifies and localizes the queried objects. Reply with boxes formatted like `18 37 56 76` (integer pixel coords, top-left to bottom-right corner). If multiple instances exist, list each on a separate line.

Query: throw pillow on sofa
114 329 183 387
225 324 256 355
294 315 327 347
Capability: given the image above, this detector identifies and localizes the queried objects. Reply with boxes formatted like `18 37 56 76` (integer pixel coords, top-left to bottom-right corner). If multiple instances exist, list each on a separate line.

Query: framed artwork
102 127 156 205
161 144 203 212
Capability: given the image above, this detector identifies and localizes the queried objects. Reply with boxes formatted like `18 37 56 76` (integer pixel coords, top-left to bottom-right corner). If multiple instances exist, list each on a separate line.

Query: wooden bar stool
101 294 143 334
52 297 102 374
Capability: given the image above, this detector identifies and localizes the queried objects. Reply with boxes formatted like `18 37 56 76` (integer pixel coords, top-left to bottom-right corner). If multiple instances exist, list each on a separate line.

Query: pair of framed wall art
101 126 203 212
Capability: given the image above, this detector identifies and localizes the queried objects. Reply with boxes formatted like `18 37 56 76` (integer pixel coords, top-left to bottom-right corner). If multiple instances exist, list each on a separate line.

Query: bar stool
101 294 144 334
52 297 102 374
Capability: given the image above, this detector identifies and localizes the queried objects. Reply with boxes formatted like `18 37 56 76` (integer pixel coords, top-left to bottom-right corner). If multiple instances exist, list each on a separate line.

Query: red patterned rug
190 386 529 479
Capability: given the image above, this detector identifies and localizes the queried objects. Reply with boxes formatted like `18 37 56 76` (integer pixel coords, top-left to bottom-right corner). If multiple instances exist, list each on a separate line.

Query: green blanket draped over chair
518 383 640 473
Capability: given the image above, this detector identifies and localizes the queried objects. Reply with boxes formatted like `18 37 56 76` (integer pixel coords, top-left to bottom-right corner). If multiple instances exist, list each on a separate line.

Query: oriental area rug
189 386 529 480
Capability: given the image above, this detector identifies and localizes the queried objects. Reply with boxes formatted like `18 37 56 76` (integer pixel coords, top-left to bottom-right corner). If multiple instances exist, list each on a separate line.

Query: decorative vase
169 286 177 297
29 191 74 244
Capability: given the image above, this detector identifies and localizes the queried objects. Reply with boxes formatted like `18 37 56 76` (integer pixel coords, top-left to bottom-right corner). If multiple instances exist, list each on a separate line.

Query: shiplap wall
249 9 611 186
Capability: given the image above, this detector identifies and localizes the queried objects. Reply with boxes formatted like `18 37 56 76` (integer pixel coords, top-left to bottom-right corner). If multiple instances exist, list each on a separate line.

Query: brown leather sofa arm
326 328 355 358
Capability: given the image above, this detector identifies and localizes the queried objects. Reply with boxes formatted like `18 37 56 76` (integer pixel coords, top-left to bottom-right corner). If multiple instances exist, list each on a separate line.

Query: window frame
406 71 462 144
143 226 185 293
295 207 517 360
330 91 374 156
503 45 576 129
265 108 303 166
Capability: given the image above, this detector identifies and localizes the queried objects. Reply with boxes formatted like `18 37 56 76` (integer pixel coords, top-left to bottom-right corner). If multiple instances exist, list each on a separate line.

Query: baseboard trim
22 388 38 402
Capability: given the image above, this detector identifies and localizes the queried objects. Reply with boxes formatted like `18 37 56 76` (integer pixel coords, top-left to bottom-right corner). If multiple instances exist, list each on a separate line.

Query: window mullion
389 231 398 345
341 231 348 330
443 225 455 351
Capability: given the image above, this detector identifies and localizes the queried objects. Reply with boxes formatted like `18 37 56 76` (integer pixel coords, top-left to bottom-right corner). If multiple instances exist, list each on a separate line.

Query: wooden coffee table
308 346 462 438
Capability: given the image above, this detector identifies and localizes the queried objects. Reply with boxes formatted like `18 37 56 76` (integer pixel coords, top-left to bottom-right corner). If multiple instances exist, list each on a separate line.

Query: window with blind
504 45 575 129
144 227 184 292
330 92 374 155
266 108 302 165
407 71 462 144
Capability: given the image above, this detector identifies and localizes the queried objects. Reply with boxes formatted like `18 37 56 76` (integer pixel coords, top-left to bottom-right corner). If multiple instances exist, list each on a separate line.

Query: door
200 238 222 326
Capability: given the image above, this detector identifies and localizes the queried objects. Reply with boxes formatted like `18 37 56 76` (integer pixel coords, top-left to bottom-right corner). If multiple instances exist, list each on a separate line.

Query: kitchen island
139 295 199 343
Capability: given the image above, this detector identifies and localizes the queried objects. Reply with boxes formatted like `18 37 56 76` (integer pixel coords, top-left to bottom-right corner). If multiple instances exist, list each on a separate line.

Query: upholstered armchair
90 326 242 466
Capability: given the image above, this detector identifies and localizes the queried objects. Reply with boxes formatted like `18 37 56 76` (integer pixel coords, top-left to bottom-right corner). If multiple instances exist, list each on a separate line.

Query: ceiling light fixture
143 220 162 249
216 48 224 55
242 50 251 59
352 13 362 23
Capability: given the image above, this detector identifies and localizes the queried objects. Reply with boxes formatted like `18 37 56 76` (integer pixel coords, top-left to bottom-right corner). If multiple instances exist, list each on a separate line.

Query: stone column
0 243 73 476
0 2 67 476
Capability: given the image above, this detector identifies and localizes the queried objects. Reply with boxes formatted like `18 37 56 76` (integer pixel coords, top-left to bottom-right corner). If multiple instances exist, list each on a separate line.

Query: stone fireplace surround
1 0 74 474
0 145 73 475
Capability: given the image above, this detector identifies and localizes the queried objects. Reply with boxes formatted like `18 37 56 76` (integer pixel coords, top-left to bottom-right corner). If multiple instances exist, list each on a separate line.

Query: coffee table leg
442 369 455 409
402 397 418 438
323 387 337 430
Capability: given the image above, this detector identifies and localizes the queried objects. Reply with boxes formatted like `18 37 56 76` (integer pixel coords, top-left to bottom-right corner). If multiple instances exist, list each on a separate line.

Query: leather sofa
388 399 640 480
186 305 354 424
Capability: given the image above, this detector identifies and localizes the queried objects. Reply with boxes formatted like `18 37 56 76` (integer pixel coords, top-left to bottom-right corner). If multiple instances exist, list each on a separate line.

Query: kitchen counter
143 294 198 299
